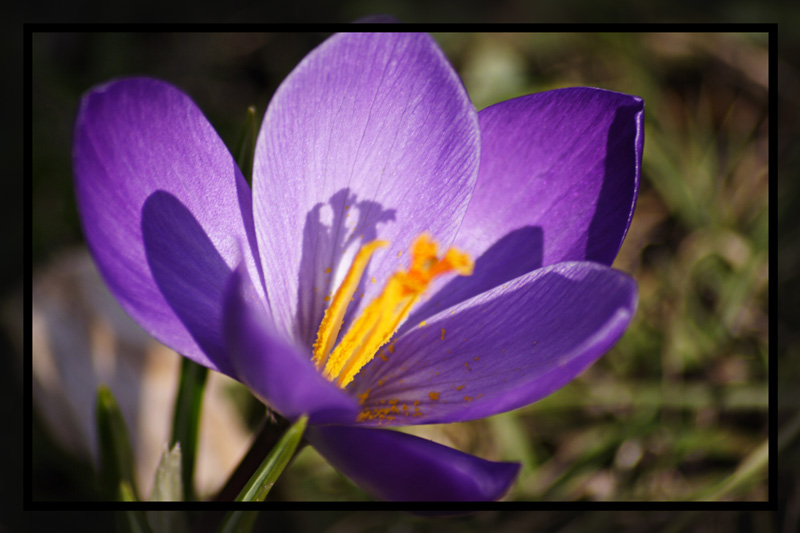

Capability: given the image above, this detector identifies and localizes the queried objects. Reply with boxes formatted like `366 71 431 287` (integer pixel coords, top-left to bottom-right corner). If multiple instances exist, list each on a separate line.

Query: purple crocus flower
73 32 643 501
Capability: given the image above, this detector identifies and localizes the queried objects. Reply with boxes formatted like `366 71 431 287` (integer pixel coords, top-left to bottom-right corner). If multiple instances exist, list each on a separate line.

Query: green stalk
169 357 208 501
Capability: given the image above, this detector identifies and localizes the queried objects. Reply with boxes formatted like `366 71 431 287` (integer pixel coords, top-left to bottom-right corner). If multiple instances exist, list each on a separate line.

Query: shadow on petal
294 187 396 350
586 103 643 264
405 225 543 328
142 190 234 376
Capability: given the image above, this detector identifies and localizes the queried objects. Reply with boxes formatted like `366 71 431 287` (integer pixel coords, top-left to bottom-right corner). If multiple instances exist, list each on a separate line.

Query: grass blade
96 385 139 501
170 357 208 501
234 105 258 184
236 414 308 502
217 415 308 533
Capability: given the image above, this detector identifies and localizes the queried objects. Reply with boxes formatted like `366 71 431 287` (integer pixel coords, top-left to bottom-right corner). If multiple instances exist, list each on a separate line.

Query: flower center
311 234 473 388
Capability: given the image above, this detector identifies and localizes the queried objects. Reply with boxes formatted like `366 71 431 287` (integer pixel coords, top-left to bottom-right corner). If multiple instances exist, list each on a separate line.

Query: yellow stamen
314 233 473 388
312 240 388 370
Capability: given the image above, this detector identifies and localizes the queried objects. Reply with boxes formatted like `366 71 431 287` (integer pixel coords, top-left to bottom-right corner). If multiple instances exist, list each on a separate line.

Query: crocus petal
349 261 637 425
73 78 264 375
306 425 520 501
463 88 643 264
223 265 358 425
252 32 480 348
413 89 643 320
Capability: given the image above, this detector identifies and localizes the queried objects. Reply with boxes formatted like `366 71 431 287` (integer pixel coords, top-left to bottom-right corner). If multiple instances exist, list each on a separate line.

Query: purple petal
252 32 480 349
306 425 520 501
349 261 637 426
223 265 359 425
73 78 265 375
413 89 643 321
464 88 643 265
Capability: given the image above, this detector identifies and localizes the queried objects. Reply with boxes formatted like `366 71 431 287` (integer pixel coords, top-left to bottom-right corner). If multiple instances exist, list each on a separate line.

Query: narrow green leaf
119 481 137 502
170 357 208 501
116 488 154 533
236 414 308 502
217 415 308 533
695 438 769 501
489 411 538 476
150 442 183 501
234 105 258 184
96 385 139 501
218 511 260 533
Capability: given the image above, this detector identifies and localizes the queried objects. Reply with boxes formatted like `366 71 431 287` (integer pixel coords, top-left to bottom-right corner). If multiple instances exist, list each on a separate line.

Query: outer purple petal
349 262 637 426
306 425 520 501
73 78 265 375
223 265 359 425
464 87 643 264
414 89 643 320
252 32 480 348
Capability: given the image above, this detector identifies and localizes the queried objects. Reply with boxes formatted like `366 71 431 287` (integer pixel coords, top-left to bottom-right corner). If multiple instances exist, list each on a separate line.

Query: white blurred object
30 249 253 499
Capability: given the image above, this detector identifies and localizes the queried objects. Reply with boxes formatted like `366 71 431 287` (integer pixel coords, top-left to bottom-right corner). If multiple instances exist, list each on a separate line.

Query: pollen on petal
428 391 440 401
315 234 473 389
357 389 371 405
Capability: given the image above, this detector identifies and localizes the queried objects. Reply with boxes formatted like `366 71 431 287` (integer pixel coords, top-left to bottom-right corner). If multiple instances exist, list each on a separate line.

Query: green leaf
234 105 258 184
695 438 769 501
218 511 260 533
116 486 155 533
119 480 138 502
95 385 139 501
170 357 208 501
217 415 308 533
236 414 308 502
150 443 183 501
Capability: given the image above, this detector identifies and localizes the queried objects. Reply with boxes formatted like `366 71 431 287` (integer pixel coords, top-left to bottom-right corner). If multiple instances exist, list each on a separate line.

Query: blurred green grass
31 31 769 509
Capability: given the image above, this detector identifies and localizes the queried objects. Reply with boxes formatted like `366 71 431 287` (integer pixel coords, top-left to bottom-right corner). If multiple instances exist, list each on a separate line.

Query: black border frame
23 22 778 514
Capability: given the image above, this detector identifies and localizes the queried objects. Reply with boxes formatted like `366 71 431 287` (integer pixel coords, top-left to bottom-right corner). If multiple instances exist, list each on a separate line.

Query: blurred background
19 25 785 533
